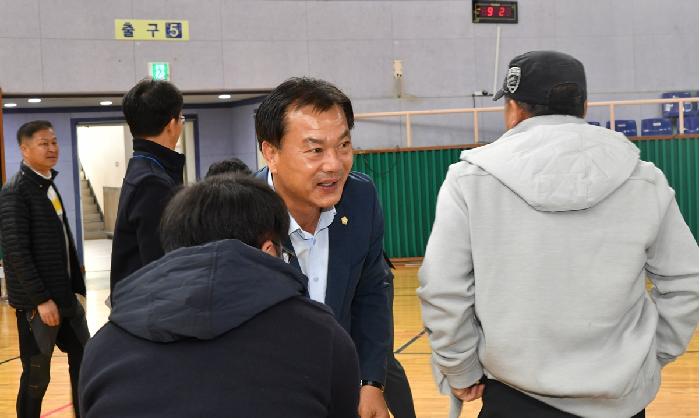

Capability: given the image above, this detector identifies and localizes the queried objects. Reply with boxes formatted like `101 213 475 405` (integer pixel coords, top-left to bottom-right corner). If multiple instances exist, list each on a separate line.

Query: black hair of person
16 120 53 145
508 83 586 118
160 174 289 252
254 77 354 149
205 158 253 178
122 78 183 138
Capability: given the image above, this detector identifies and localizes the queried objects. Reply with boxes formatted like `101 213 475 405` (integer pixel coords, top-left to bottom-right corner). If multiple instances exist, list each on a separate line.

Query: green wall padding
354 137 699 258
354 148 462 258
635 138 699 241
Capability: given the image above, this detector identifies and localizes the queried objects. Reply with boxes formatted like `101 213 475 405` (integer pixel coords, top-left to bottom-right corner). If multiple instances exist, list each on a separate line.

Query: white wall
0 0 697 147
174 120 197 184
77 124 127 210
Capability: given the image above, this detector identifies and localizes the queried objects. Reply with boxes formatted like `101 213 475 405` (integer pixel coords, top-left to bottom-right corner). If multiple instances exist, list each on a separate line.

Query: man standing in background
205 157 252 178
0 120 89 417
109 79 186 299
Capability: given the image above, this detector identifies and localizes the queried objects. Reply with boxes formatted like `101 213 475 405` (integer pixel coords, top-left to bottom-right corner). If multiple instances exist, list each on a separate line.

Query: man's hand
451 383 485 402
358 385 389 418
37 299 60 326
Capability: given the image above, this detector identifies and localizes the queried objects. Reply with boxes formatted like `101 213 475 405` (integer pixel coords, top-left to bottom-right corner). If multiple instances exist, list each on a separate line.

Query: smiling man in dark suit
255 77 415 418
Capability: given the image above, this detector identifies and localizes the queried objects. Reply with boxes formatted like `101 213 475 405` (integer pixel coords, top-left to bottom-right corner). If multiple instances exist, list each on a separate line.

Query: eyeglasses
179 115 186 123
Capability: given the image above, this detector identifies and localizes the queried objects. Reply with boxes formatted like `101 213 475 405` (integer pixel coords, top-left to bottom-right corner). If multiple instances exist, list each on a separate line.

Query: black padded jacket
0 163 85 312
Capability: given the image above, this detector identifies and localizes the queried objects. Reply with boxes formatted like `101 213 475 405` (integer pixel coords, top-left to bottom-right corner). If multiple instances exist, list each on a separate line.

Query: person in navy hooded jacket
79 174 360 418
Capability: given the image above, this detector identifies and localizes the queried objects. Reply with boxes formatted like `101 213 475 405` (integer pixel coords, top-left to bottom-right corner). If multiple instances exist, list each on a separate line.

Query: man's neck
287 203 321 234
142 135 177 151
24 161 51 178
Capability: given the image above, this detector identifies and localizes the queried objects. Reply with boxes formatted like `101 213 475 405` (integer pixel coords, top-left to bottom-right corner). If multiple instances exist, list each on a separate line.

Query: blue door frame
70 115 200 262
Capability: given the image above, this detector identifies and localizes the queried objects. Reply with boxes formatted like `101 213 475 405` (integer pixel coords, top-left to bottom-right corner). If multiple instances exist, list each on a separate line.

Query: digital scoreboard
472 1 518 24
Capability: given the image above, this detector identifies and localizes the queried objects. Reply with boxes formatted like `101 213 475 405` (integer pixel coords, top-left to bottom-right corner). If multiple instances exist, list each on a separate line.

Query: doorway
74 118 198 245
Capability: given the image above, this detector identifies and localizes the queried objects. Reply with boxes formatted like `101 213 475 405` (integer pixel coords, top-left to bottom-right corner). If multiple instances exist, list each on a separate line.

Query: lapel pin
341 216 349 225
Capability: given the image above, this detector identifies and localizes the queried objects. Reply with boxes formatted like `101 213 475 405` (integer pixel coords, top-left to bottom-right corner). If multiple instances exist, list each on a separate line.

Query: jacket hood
109 239 309 342
462 115 640 211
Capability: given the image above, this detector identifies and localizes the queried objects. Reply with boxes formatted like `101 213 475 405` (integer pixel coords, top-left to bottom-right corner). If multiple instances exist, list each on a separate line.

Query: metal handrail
355 97 699 147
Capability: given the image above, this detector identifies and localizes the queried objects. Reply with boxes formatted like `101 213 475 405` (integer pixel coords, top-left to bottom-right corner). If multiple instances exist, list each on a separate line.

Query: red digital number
499 6 505 17
487 6 494 17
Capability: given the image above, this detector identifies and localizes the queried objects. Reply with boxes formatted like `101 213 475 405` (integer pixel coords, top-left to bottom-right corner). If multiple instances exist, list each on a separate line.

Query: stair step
83 213 101 222
84 221 105 232
82 203 98 213
84 230 108 240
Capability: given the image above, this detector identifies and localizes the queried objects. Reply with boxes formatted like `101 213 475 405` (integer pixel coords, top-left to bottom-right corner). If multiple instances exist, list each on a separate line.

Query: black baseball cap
493 50 587 105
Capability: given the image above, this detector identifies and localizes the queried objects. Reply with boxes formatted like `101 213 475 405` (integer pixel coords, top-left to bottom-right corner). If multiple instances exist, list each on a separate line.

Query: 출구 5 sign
115 19 190 41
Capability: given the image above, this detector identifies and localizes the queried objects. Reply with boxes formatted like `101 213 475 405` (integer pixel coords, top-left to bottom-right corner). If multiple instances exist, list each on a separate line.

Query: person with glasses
79 174 360 418
109 78 186 303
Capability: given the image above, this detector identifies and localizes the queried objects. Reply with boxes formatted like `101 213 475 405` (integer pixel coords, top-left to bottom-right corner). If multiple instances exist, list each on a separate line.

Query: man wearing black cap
419 51 698 418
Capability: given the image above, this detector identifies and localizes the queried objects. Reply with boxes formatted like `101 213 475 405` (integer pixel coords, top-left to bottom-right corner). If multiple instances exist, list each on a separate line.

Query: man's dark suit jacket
257 168 391 383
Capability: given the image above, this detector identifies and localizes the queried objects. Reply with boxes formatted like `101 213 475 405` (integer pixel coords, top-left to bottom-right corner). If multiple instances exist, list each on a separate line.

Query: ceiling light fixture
100 101 113 106
28 98 42 103
218 94 232 99
4 103 17 108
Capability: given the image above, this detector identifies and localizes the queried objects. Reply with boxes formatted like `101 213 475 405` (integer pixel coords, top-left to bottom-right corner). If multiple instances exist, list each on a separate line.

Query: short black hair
160 174 289 252
122 78 183 138
254 77 354 150
17 120 53 145
205 158 253 178
508 83 586 118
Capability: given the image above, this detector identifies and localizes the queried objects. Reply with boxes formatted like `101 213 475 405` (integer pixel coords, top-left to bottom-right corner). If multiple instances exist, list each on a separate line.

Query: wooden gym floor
0 241 697 417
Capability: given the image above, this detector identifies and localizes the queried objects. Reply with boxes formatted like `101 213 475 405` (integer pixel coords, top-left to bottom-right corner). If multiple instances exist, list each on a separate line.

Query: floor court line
395 328 427 354
40 402 72 417
0 356 20 365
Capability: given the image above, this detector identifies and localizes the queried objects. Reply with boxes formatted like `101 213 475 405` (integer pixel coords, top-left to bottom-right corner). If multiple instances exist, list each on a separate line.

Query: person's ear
19 139 31 159
261 141 280 173
168 117 180 134
260 239 278 257
164 118 182 147
507 100 531 129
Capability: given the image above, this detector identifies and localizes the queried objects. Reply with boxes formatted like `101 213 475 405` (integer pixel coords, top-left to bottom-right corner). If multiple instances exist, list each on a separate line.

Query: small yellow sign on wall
115 19 189 41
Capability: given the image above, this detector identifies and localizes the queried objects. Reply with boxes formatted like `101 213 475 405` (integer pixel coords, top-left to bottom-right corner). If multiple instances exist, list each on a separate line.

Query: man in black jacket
80 175 360 418
109 79 186 297
0 120 89 418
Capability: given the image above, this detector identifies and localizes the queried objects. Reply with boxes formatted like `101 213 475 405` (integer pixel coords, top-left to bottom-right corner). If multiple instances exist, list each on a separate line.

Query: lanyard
132 154 165 171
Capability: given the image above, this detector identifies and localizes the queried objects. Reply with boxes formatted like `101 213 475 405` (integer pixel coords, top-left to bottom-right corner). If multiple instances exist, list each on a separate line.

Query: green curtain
354 137 699 258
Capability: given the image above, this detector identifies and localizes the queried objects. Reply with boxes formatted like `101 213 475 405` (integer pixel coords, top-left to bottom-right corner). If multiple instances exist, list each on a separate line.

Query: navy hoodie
80 239 360 418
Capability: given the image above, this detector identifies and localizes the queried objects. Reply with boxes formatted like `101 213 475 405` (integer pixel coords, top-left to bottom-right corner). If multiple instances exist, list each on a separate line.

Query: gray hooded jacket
419 115 698 418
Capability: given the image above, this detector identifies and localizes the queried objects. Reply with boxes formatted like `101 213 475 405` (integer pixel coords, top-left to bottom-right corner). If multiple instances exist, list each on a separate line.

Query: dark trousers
384 279 417 418
478 379 645 418
16 310 85 418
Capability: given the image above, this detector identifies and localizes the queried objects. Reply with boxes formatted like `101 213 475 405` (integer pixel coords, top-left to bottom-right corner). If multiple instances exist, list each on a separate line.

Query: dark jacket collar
109 239 313 342
133 138 186 180
20 161 58 187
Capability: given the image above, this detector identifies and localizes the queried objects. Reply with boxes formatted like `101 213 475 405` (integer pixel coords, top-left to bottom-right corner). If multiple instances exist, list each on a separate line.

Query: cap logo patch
506 67 521 94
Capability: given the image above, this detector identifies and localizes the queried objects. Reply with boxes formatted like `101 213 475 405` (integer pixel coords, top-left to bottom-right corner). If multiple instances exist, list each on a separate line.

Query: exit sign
149 62 170 81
